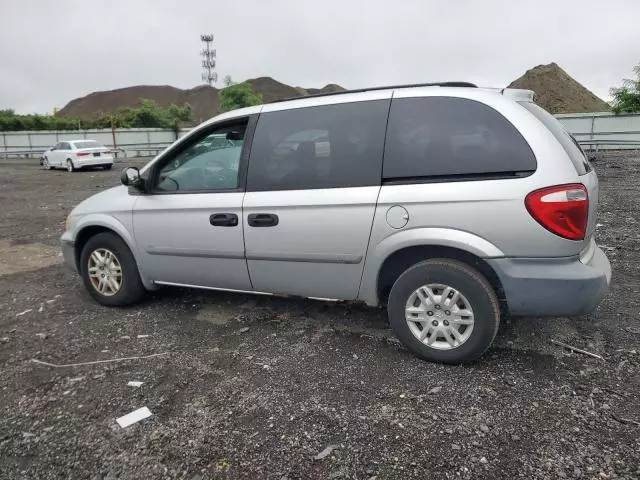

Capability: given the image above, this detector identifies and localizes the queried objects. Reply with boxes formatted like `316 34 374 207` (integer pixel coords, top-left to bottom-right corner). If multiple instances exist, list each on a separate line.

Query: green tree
218 76 262 112
610 63 640 114
0 99 192 131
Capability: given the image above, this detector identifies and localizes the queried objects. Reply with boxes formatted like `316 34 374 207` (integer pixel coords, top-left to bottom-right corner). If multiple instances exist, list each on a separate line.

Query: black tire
43 157 52 170
103 164 113 170
387 259 500 364
80 232 146 306
66 159 75 172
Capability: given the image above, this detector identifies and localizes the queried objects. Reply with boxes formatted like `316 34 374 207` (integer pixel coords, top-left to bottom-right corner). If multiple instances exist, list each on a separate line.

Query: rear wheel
387 259 500 364
66 159 75 172
80 232 146 306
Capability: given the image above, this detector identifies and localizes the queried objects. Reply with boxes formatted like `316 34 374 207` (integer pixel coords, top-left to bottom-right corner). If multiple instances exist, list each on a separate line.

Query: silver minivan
61 82 611 363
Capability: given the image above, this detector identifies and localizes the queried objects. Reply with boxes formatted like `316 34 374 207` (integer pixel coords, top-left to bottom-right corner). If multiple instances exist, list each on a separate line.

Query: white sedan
42 140 114 172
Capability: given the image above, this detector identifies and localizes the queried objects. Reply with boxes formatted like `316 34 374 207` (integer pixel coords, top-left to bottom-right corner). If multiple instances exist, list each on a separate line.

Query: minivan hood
70 185 135 217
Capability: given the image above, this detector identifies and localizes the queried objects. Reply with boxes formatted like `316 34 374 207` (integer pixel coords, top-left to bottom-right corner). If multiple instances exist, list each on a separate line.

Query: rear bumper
487 245 611 317
75 157 113 167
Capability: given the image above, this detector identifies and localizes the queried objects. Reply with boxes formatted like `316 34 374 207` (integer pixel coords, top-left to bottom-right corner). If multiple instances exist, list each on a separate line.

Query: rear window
73 140 103 149
383 97 537 180
519 102 589 175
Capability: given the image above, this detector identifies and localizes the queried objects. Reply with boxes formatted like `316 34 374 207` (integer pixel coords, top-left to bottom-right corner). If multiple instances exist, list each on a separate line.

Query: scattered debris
116 406 153 428
611 415 640 427
551 339 604 360
353 354 359 360
68 376 85 383
480 424 490 433
314 444 338 460
428 386 443 394
137 334 150 339
479 456 488 464
16 309 32 317
239 327 250 333
127 381 144 387
215 459 230 472
30 352 169 368
624 326 640 335
1 337 9 343
38 304 44 313
120 335 131 340
35 333 47 340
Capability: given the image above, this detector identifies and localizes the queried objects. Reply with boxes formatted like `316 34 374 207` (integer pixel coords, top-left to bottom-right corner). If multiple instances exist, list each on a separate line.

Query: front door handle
247 213 279 227
210 213 238 227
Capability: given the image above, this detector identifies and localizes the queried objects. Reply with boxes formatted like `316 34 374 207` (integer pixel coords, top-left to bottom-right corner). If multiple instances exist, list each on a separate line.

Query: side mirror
121 167 143 189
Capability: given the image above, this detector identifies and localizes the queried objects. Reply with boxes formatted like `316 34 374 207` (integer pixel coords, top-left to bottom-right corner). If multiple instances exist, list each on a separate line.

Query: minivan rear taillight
525 184 588 240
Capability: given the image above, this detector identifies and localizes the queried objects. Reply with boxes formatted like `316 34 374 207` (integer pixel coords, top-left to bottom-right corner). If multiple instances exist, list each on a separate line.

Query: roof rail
270 81 477 104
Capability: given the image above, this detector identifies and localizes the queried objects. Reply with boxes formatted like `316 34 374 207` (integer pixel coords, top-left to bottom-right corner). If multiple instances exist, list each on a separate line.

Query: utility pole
200 34 217 86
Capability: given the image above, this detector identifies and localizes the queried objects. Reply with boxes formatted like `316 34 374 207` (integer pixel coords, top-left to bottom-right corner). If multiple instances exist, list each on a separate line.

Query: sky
1 0 638 114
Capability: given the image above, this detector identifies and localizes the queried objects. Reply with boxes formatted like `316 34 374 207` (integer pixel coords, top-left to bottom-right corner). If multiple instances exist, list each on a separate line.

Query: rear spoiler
501 88 535 103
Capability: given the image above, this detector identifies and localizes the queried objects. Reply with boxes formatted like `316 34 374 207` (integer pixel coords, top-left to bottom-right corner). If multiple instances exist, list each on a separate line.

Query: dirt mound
56 78 346 122
508 63 610 114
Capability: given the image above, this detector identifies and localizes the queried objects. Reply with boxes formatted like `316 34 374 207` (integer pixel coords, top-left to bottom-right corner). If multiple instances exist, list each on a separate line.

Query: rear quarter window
519 102 589 175
383 97 537 180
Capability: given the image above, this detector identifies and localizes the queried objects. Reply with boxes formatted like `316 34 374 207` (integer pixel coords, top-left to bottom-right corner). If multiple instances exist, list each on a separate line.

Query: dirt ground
0 154 639 480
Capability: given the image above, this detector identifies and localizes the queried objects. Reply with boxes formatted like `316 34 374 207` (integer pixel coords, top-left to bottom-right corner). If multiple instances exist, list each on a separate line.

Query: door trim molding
246 252 362 264
146 246 244 259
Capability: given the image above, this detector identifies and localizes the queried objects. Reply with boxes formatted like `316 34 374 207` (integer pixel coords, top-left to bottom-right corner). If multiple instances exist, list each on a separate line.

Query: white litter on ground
127 381 144 387
137 334 150 339
16 309 32 317
116 407 152 428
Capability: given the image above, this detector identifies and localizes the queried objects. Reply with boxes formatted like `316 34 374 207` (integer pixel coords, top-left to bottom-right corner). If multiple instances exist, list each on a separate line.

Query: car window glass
383 97 537 179
74 140 102 149
155 125 246 192
247 100 390 191
61 142 71 150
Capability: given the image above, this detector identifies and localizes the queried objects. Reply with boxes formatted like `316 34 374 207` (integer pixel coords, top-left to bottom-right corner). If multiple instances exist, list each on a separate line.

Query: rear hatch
517 100 599 246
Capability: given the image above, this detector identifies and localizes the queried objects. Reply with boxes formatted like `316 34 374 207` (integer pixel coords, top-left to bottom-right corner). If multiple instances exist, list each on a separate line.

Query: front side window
383 97 537 179
153 122 247 192
60 142 71 150
247 100 390 191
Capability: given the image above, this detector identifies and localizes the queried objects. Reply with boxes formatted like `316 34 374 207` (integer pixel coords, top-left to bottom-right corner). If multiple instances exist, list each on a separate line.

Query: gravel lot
1 154 639 479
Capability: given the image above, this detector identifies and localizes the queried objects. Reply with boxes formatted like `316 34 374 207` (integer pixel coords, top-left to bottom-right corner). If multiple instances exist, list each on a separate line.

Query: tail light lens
525 184 588 240
76 151 90 157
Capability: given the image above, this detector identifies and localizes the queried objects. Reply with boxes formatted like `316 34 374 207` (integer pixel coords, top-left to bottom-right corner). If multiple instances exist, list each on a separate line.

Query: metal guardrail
577 139 640 153
1 146 166 160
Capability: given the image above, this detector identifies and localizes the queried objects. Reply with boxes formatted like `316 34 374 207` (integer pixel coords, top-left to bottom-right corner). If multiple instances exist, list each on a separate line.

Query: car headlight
65 215 73 231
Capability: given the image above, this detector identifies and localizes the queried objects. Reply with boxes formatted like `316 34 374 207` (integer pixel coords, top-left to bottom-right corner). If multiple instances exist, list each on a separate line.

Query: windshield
73 140 103 149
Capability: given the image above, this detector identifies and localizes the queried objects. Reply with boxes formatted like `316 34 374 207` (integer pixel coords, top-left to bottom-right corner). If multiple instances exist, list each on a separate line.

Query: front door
132 117 254 290
243 98 391 300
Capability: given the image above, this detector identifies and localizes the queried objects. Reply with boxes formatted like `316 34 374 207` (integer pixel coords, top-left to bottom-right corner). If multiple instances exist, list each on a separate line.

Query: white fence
0 128 190 158
2 111 640 158
556 112 640 150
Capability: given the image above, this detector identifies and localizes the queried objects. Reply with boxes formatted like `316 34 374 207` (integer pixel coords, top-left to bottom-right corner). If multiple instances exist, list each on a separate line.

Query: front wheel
43 158 51 170
387 259 500 364
80 232 146 306
66 159 75 172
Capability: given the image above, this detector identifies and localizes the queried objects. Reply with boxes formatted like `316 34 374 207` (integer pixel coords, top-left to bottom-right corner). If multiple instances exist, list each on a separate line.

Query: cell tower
200 34 217 86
